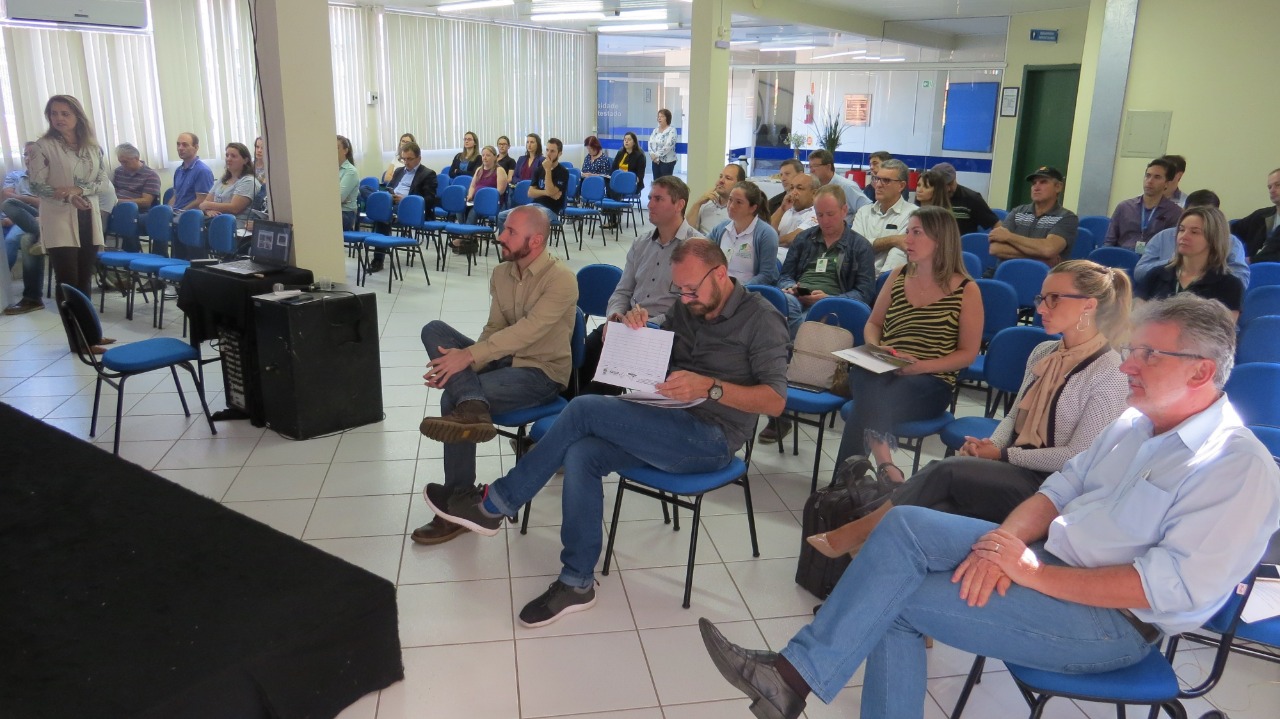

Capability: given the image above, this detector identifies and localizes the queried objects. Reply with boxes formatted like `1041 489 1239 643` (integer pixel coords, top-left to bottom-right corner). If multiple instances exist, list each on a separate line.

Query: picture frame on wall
1000 86 1020 117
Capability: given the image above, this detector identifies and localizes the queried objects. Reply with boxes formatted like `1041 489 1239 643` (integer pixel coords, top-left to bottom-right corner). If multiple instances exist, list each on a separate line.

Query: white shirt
718 217 759 283
854 196 915 273
697 196 730 234
1039 396 1280 634
779 205 817 237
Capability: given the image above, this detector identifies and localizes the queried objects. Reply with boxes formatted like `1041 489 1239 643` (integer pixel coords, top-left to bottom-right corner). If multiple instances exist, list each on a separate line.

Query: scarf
1012 332 1109 448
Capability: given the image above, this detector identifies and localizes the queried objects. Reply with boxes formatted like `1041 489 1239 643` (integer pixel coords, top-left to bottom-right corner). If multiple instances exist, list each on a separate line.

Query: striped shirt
112 163 161 203
881 271 968 385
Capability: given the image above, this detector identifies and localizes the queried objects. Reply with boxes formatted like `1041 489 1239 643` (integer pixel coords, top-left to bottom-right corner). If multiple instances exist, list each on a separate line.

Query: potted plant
783 132 806 158
813 110 850 155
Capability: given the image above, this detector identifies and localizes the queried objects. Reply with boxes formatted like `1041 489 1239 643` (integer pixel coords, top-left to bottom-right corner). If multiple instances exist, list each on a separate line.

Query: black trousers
569 325 625 398
890 455 1050 524
48 208 97 302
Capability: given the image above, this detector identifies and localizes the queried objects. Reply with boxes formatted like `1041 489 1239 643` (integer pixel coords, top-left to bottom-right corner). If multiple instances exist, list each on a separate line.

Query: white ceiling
369 0 1087 46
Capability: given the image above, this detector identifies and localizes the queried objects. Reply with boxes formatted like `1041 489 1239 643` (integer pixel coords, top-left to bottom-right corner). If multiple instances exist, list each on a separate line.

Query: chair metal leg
681 496 705 608
112 376 128 455
601 479 628 576
810 417 827 494
90 376 104 438
190 362 217 435
950 655 986 718
739 477 760 557
169 365 192 416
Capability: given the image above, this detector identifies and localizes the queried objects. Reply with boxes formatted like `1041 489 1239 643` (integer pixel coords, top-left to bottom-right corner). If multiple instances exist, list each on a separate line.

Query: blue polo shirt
171 158 214 209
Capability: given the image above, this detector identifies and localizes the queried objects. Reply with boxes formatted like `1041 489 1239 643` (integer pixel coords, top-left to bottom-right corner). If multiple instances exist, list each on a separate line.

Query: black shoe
699 618 806 719
367 261 384 273
518 580 597 628
422 483 505 536
758 418 793 445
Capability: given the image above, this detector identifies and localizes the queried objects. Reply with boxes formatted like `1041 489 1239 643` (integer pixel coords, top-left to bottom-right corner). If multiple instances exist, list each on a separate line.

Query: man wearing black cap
930 162 998 235
987 166 1079 267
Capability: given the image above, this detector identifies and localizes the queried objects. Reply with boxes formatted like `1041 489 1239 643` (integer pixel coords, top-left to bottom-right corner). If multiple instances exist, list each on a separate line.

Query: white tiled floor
5 216 1278 719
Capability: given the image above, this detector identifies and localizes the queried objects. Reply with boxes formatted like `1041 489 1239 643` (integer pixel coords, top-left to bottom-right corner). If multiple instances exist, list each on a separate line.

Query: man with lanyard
1104 158 1181 252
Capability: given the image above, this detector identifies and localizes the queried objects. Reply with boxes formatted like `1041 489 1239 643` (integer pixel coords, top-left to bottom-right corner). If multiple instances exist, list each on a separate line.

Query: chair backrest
1249 262 1280 291
439 184 468 214
175 210 205 250
1078 215 1110 245
453 174 473 189
1237 315 1280 364
57 284 104 360
511 180 532 207
610 170 638 195
396 194 426 227
365 191 393 223
806 296 871 345
1070 226 1096 260
145 204 174 245
576 263 624 318
960 232 992 270
875 270 890 298
579 175 606 204
975 278 1020 342
565 171 581 202
161 187 175 206
1242 285 1280 328
1087 246 1140 274
993 258 1049 309
438 166 451 180
206 214 238 257
745 284 788 317
1225 362 1280 427
559 161 574 170
991 208 1007 221
984 326 1052 396
961 251 983 279
571 308 587 369
359 176 379 191
472 187 501 220
107 202 139 240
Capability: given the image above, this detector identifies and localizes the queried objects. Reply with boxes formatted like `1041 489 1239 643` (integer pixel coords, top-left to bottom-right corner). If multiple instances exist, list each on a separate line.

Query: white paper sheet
832 345 914 374
1242 578 1280 624
617 391 704 409
593 322 676 393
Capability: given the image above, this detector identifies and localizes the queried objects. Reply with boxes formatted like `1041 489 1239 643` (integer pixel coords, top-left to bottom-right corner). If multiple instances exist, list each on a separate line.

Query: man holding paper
577 175 703 396
411 205 578 546
424 238 790 628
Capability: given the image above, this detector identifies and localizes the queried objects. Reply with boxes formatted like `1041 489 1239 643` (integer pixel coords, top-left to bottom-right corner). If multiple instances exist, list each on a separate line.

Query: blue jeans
783 293 806 337
496 204 557 235
486 395 735 589
3 199 44 303
341 210 356 231
652 160 676 180
782 506 1154 717
833 369 952 474
422 321 563 491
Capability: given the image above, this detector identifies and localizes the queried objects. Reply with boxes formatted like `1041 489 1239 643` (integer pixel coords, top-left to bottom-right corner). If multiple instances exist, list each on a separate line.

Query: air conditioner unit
4 0 149 29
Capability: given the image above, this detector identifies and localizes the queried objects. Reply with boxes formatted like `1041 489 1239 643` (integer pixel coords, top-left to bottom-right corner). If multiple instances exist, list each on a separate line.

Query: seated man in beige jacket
412 205 579 545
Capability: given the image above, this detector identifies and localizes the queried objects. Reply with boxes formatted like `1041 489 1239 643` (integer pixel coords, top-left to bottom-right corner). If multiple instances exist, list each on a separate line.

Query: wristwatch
708 380 724 401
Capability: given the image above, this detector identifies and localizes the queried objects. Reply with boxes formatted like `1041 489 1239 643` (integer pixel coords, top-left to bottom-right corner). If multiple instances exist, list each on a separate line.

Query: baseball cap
929 162 957 185
1025 166 1065 182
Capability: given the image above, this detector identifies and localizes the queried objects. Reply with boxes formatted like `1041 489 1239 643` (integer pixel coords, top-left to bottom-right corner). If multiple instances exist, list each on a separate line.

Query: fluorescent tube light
531 11 606 20
596 23 671 33
437 0 513 11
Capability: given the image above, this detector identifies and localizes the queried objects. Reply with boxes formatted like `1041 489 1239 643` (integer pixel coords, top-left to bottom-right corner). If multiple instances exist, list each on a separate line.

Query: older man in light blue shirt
1133 189 1250 286
699 293 1280 719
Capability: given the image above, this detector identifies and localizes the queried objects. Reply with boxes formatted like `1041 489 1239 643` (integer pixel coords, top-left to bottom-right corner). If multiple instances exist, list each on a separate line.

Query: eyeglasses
871 175 902 185
670 267 716 299
1118 345 1206 365
1033 292 1089 309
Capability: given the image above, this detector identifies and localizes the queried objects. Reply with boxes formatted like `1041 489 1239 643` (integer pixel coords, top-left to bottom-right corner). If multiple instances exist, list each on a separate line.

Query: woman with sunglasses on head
1136 205 1243 321
810 259 1132 559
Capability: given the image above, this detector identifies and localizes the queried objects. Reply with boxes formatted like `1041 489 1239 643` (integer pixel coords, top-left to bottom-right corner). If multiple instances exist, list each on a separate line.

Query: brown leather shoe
419 400 497 443
410 515 468 545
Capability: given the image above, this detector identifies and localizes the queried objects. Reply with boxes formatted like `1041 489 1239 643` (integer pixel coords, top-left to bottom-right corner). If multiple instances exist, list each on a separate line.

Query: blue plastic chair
510 180 532 208
604 170 638 231
104 202 140 250
839 400 954 473
961 232 994 273
564 176 606 248
359 176 379 192
1088 246 1140 275
1241 285 1280 329
745 284 788 317
1078 215 1110 247
1224 362 1280 426
602 454 758 608
994 259 1049 321
361 232 431 292
452 174 473 189
943 326 1052 453
362 190 393 231
991 208 1007 222
576 264 623 319
1237 315 1280 364
1070 226 1097 260
875 271 891 298
783 296 871 491
961 251 982 279
954 279 1021 411
58 284 216 454
1248 262 1280 290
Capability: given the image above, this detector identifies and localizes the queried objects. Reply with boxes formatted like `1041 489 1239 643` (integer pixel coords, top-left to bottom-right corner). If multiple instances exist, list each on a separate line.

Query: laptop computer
210 220 293 275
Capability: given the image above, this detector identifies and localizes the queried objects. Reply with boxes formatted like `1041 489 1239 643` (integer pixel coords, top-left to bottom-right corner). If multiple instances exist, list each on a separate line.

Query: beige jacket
29 137 107 250
470 249 578 387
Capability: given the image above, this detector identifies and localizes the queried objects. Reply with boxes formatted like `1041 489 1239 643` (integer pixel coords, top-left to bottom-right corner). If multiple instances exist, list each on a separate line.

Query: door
1008 66 1080 209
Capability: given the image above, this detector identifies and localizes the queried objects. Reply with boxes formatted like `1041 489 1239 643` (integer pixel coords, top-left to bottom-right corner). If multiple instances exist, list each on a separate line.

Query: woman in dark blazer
609 131 646 193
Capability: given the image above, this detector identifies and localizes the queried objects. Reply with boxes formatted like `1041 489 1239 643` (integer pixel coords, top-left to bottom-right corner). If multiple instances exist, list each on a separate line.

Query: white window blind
329 4 376 145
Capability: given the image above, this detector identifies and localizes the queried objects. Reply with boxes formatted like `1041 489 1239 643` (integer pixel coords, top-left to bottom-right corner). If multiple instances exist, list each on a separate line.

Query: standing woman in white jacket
29 95 108 309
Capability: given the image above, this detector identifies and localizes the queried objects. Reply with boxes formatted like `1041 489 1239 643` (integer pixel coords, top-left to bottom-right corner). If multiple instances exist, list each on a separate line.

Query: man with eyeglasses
988 166 1079 268
424 238 789 628
852 158 915 272
807 149 869 225
699 293 1280 719
377 140 438 273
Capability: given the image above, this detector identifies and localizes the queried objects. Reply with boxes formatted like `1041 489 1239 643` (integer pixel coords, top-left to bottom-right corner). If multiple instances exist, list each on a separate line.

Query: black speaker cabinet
252 287 383 439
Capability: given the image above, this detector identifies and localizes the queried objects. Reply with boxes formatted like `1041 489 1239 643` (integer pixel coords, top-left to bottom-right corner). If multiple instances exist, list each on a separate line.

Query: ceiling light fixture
761 44 815 51
531 11 606 20
437 0 514 11
601 9 667 21
810 49 867 60
596 23 671 33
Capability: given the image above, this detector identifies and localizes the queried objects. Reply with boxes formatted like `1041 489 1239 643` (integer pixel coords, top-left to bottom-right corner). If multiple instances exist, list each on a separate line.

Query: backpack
795 455 896 599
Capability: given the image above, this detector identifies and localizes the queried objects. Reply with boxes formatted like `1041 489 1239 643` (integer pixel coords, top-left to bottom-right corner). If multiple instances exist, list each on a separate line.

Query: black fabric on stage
0 403 403 718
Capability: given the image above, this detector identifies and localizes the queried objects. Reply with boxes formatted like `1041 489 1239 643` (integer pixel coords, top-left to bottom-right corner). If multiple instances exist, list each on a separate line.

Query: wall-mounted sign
1030 29 1059 42
843 94 871 126
1000 86 1020 117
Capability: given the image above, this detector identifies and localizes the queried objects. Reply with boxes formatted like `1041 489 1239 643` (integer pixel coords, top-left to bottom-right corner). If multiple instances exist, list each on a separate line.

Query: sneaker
758 418 793 445
422 483 505 536
3 298 43 315
518 580 597 628
420 399 497 443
